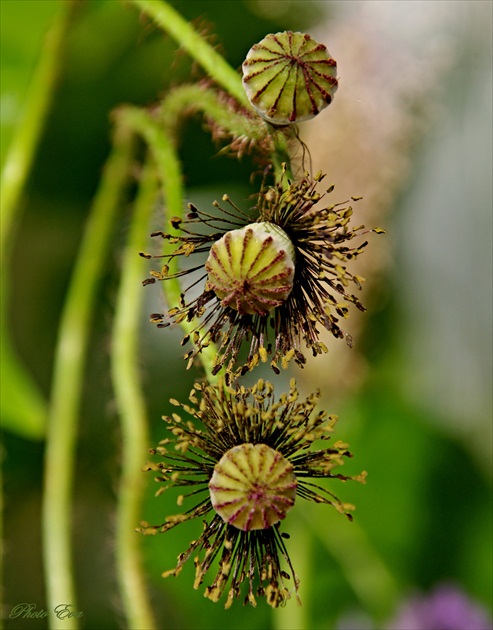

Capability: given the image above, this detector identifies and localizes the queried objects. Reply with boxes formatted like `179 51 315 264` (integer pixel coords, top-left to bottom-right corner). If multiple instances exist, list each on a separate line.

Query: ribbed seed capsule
242 31 338 125
205 221 295 316
209 443 298 531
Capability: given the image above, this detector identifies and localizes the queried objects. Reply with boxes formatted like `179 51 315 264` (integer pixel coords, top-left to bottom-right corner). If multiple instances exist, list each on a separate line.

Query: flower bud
209 443 298 531
205 222 295 316
242 31 338 125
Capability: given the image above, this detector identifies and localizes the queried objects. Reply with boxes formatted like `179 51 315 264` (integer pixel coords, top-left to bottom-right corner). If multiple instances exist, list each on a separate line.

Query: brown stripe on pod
205 222 295 316
209 443 298 531
242 31 338 124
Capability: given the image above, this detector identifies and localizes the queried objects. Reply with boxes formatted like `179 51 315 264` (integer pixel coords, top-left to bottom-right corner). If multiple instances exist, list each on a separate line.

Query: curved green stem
160 83 266 147
115 106 219 383
130 0 294 184
160 83 293 190
129 0 250 110
42 124 135 629
112 162 158 630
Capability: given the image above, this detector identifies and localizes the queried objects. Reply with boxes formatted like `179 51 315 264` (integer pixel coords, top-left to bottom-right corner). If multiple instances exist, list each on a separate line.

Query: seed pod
209 443 298 531
205 221 295 316
242 31 338 125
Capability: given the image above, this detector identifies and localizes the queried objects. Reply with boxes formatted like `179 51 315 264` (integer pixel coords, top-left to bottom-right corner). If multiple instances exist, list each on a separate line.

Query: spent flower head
139 377 366 608
144 170 383 380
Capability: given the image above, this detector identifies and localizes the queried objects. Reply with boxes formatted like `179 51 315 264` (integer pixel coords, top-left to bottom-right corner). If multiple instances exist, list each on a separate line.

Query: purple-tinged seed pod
209 443 298 531
205 222 295 316
242 31 338 125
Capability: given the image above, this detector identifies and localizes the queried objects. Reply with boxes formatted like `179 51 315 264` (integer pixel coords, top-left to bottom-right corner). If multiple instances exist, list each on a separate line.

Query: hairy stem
42 124 135 629
160 83 266 147
131 0 294 183
160 82 294 189
112 162 158 630
129 0 250 110
115 106 219 382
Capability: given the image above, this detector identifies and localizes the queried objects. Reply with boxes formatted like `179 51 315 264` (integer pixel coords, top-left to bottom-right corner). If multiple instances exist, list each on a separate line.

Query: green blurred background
1 1 492 629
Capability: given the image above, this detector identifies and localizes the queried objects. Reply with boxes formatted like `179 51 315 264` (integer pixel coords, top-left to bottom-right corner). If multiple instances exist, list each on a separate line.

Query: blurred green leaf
1 336 46 439
1 0 68 440
0 0 61 167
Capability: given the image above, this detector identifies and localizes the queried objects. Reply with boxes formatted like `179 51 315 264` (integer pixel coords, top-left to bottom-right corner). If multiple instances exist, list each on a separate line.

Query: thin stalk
130 1 294 181
42 124 135 629
115 106 219 382
112 162 158 630
129 0 250 110
160 83 266 145
160 82 294 187
271 513 309 630
269 130 293 183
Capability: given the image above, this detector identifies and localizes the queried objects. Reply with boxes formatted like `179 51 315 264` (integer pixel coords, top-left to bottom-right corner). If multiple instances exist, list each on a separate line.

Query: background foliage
2 1 492 629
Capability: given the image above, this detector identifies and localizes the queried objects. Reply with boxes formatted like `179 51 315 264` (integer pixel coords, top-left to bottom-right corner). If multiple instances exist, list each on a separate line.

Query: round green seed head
209 443 298 531
205 221 295 316
242 31 338 125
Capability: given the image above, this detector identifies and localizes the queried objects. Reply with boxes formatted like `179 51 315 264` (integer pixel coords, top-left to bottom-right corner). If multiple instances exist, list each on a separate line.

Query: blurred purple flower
388 583 492 630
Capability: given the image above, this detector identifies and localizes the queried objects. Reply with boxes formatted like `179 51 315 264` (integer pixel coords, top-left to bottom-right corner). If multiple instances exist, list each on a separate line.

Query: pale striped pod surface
208 443 298 531
205 221 295 316
242 31 338 125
